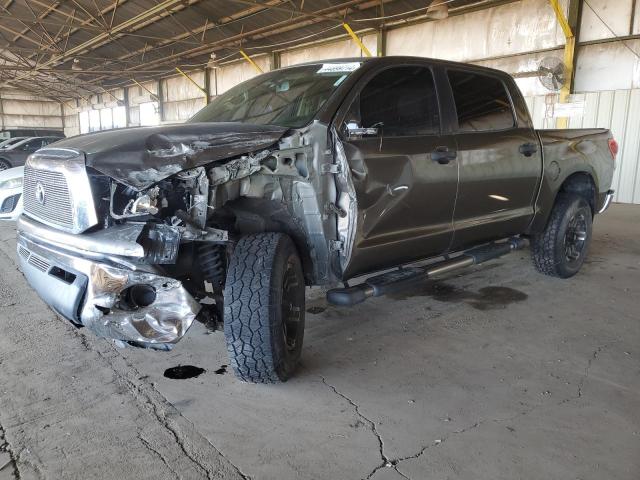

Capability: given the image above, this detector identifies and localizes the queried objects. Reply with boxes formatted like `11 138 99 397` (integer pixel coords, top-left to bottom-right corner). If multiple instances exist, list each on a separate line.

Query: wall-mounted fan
511 57 566 92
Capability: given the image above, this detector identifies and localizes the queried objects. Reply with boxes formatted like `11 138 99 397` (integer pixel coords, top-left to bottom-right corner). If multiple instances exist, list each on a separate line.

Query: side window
447 70 515 132
346 66 440 137
26 140 44 151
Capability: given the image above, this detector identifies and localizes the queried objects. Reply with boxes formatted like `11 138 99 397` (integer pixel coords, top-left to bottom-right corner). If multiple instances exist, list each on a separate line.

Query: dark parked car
0 137 28 150
0 136 64 170
16 57 616 383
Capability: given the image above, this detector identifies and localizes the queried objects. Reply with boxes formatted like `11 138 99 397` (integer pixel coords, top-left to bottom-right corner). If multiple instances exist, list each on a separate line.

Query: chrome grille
28 253 51 272
24 166 74 229
18 245 30 260
17 244 50 272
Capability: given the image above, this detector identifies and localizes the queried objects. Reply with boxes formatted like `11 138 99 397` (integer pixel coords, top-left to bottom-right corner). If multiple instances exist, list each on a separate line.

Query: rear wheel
531 193 593 278
223 233 305 383
0 159 10 171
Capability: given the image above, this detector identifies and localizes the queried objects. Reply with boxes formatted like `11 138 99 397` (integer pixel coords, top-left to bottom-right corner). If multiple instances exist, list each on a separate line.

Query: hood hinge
329 239 344 252
325 202 347 218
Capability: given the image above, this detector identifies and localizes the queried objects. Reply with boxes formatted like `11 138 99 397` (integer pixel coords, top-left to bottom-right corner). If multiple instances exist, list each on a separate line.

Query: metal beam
376 26 386 57
240 49 263 73
12 0 371 93
131 78 158 101
549 0 580 128
549 0 574 38
271 50 281 70
203 66 210 104
175 66 207 97
123 85 130 126
105 0 371 73
566 0 583 95
0 13 204 44
1 0 510 99
342 23 372 57
157 79 164 122
0 0 194 88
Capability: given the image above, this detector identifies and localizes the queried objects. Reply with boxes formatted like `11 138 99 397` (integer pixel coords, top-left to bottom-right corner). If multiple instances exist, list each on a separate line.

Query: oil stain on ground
163 365 206 380
307 305 327 315
214 365 228 375
389 281 527 310
469 286 528 310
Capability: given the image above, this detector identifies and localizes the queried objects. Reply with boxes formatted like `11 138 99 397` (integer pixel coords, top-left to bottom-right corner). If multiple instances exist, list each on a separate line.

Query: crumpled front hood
47 122 287 190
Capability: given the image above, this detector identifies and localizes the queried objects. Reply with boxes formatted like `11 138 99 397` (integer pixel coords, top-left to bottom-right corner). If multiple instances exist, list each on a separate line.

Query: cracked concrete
0 232 245 479
0 421 19 480
320 377 392 479
0 204 639 479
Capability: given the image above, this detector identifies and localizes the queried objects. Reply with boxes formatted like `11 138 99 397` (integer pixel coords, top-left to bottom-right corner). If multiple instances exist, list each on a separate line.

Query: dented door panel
341 134 458 279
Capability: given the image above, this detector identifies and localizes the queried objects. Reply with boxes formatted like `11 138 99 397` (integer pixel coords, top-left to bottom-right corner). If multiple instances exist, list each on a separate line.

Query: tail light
608 138 619 163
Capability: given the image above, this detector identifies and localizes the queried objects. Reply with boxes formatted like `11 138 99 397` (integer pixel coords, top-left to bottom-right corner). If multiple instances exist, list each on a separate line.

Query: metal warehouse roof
0 0 509 101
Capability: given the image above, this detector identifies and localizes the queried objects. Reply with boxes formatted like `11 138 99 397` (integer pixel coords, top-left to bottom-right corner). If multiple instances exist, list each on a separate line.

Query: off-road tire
531 193 593 278
223 233 305 383
0 159 10 171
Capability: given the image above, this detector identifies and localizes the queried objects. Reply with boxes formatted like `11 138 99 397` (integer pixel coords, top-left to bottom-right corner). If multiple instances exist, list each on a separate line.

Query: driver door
337 64 459 278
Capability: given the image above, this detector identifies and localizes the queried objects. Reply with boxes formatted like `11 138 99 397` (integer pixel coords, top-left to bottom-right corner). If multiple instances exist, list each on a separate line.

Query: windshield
0 138 25 149
189 62 362 128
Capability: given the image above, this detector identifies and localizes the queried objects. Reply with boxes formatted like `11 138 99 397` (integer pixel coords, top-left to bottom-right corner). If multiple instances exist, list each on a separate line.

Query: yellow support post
549 0 575 129
240 50 264 73
175 67 208 98
561 36 576 104
131 78 158 101
342 23 372 58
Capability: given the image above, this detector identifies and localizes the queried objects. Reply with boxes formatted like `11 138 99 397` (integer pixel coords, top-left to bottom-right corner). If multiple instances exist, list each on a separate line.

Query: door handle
431 146 457 165
519 142 538 157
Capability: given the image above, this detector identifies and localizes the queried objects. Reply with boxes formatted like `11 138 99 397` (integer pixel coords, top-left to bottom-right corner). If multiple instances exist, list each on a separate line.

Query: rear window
448 70 515 132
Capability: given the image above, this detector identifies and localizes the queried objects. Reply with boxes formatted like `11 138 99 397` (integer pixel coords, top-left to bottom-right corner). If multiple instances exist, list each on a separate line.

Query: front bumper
598 190 615 214
0 187 22 220
17 220 201 349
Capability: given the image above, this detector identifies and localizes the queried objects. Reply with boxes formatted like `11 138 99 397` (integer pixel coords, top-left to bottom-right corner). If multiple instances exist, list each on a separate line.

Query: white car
0 166 24 221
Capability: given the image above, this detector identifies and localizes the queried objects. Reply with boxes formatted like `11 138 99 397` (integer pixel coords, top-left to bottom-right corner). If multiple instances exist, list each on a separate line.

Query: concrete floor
0 204 638 480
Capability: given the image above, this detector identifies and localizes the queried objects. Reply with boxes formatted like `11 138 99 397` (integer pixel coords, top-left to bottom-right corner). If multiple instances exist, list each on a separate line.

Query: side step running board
326 237 528 306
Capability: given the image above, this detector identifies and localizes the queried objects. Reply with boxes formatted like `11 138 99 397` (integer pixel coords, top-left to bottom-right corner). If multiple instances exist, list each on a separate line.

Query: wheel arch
528 167 598 234
557 171 597 214
221 197 318 285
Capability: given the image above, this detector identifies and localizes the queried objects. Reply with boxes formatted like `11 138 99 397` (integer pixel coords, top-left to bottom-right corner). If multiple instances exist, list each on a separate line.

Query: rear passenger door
445 69 541 250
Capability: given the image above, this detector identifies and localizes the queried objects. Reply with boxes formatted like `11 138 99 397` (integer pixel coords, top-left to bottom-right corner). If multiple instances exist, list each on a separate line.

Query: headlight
0 177 22 190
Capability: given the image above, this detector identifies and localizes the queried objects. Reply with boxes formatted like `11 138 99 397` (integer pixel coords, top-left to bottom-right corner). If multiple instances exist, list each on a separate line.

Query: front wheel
223 233 305 383
0 159 11 171
531 193 593 278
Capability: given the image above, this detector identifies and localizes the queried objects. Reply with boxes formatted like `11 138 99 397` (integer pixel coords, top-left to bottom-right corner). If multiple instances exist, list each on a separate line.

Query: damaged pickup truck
17 57 616 383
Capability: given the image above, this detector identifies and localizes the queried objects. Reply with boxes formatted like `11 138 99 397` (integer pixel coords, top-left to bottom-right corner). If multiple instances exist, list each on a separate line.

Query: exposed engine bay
16 122 355 349
98 123 348 285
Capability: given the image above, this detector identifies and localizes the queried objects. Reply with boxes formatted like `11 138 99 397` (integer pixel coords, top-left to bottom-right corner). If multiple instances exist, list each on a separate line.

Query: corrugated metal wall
526 90 640 204
0 91 63 133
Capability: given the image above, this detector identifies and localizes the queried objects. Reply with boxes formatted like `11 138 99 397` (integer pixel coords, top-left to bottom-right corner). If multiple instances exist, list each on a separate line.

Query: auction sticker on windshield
317 62 361 74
